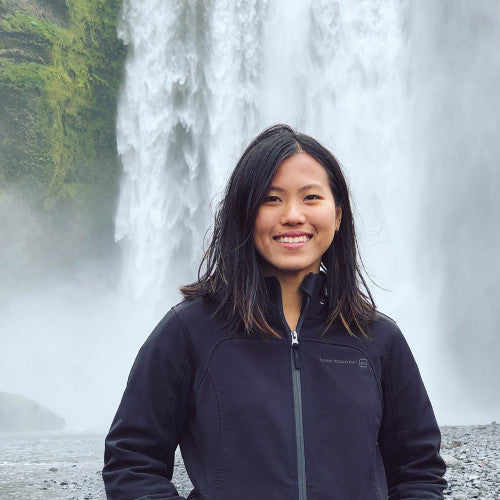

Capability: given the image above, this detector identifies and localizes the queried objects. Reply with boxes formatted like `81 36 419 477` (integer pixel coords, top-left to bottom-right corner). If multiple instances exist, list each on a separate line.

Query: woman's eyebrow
268 183 325 192
298 183 325 192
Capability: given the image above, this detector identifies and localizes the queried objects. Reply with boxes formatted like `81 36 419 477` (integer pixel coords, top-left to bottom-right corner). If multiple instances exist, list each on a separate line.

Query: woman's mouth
273 233 312 248
275 235 311 243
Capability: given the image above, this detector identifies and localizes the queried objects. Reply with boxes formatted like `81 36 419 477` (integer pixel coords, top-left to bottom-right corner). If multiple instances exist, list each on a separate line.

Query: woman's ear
335 207 342 232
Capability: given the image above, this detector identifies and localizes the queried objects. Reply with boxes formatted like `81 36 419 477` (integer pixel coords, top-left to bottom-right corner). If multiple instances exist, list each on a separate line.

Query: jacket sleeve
103 308 192 500
378 327 447 499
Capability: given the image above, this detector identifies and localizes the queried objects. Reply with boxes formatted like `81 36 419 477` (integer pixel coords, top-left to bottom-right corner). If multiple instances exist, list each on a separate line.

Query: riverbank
0 423 497 499
441 423 499 499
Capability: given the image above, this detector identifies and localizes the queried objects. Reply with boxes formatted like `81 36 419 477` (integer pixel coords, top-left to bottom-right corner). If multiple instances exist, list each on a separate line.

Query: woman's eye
304 194 320 201
264 195 281 202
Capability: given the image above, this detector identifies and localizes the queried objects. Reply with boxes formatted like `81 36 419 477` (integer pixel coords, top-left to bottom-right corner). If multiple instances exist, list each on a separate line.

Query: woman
104 125 447 499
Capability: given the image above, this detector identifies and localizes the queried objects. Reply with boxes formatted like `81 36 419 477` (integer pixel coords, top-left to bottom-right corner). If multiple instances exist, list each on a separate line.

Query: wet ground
0 424 498 499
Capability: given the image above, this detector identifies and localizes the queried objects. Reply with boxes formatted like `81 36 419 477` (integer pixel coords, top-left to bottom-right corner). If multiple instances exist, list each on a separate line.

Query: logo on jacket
320 358 368 368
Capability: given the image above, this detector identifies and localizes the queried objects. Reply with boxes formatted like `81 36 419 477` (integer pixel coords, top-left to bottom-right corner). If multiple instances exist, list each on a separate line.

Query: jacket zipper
278 294 310 500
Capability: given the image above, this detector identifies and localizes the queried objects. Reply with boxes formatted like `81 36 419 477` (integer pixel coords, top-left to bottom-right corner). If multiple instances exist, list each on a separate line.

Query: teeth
277 235 309 243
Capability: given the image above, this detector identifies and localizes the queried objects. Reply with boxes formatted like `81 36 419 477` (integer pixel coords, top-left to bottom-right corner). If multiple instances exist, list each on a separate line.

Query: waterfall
114 0 500 423
115 0 409 308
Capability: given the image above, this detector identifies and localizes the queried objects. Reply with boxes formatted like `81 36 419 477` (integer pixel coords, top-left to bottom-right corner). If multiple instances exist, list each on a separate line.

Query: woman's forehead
270 153 330 187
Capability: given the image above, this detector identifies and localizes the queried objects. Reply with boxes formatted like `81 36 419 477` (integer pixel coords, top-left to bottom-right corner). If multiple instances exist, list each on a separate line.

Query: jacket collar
264 272 326 300
299 272 326 300
264 272 327 330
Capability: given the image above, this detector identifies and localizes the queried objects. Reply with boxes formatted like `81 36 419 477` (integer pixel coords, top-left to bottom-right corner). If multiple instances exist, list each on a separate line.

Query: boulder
0 391 64 431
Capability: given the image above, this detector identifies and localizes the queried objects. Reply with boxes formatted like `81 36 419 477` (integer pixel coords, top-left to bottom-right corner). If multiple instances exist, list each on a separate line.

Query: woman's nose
280 202 306 225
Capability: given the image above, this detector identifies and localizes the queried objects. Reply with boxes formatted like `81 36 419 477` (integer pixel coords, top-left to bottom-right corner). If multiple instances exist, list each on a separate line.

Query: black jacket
103 274 446 499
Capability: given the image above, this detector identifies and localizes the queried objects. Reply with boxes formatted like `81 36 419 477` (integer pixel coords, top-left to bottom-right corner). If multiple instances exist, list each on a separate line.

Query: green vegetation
0 0 125 272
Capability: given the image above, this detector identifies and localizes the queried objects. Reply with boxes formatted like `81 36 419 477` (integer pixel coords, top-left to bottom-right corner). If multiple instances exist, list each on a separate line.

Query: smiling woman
253 153 341 330
180 124 375 338
104 125 447 500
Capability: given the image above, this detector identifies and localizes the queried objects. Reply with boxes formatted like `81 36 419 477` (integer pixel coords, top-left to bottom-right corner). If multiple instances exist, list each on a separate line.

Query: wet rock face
1 0 68 27
0 0 125 194
0 1 68 66
0 391 64 431
0 0 125 288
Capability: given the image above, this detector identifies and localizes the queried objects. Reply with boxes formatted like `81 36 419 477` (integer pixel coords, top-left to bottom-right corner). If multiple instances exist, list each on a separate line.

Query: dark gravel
0 424 498 499
441 423 499 499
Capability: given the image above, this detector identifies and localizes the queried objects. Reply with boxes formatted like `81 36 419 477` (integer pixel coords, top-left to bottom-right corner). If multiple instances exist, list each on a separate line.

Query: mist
1 1 499 432
407 1 500 422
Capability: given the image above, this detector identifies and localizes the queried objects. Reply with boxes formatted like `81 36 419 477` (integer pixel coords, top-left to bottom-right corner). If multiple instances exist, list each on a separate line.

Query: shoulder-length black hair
181 124 376 336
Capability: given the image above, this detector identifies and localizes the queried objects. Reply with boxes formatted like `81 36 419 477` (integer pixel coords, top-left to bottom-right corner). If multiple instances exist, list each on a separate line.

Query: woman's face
253 153 341 282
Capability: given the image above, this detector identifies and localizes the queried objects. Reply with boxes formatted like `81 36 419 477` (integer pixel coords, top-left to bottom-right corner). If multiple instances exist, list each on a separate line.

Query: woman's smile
274 231 312 247
253 153 341 281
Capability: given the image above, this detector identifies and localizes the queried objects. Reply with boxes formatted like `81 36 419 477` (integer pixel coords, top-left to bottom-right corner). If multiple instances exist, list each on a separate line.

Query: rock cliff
0 0 125 285
0 390 65 431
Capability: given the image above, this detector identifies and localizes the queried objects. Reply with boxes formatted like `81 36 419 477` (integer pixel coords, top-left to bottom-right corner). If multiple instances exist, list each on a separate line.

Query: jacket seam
369 382 381 497
172 306 195 367
159 309 193 432
383 338 410 465
192 336 283 397
208 369 225 497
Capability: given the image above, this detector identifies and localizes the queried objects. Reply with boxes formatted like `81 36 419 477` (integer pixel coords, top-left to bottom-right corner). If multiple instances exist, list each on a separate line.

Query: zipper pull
291 330 301 369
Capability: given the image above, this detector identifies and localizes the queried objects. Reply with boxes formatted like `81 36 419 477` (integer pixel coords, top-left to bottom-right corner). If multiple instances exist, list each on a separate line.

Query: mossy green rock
0 0 125 282
0 391 65 431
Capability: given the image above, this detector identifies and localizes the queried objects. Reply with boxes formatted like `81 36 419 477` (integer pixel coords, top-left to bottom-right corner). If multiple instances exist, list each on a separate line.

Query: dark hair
181 124 376 336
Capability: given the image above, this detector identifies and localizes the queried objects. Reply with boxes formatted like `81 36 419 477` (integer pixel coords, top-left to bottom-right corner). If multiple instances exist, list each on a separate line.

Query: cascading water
115 1 210 306
114 0 500 424
115 0 410 309
115 0 270 308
